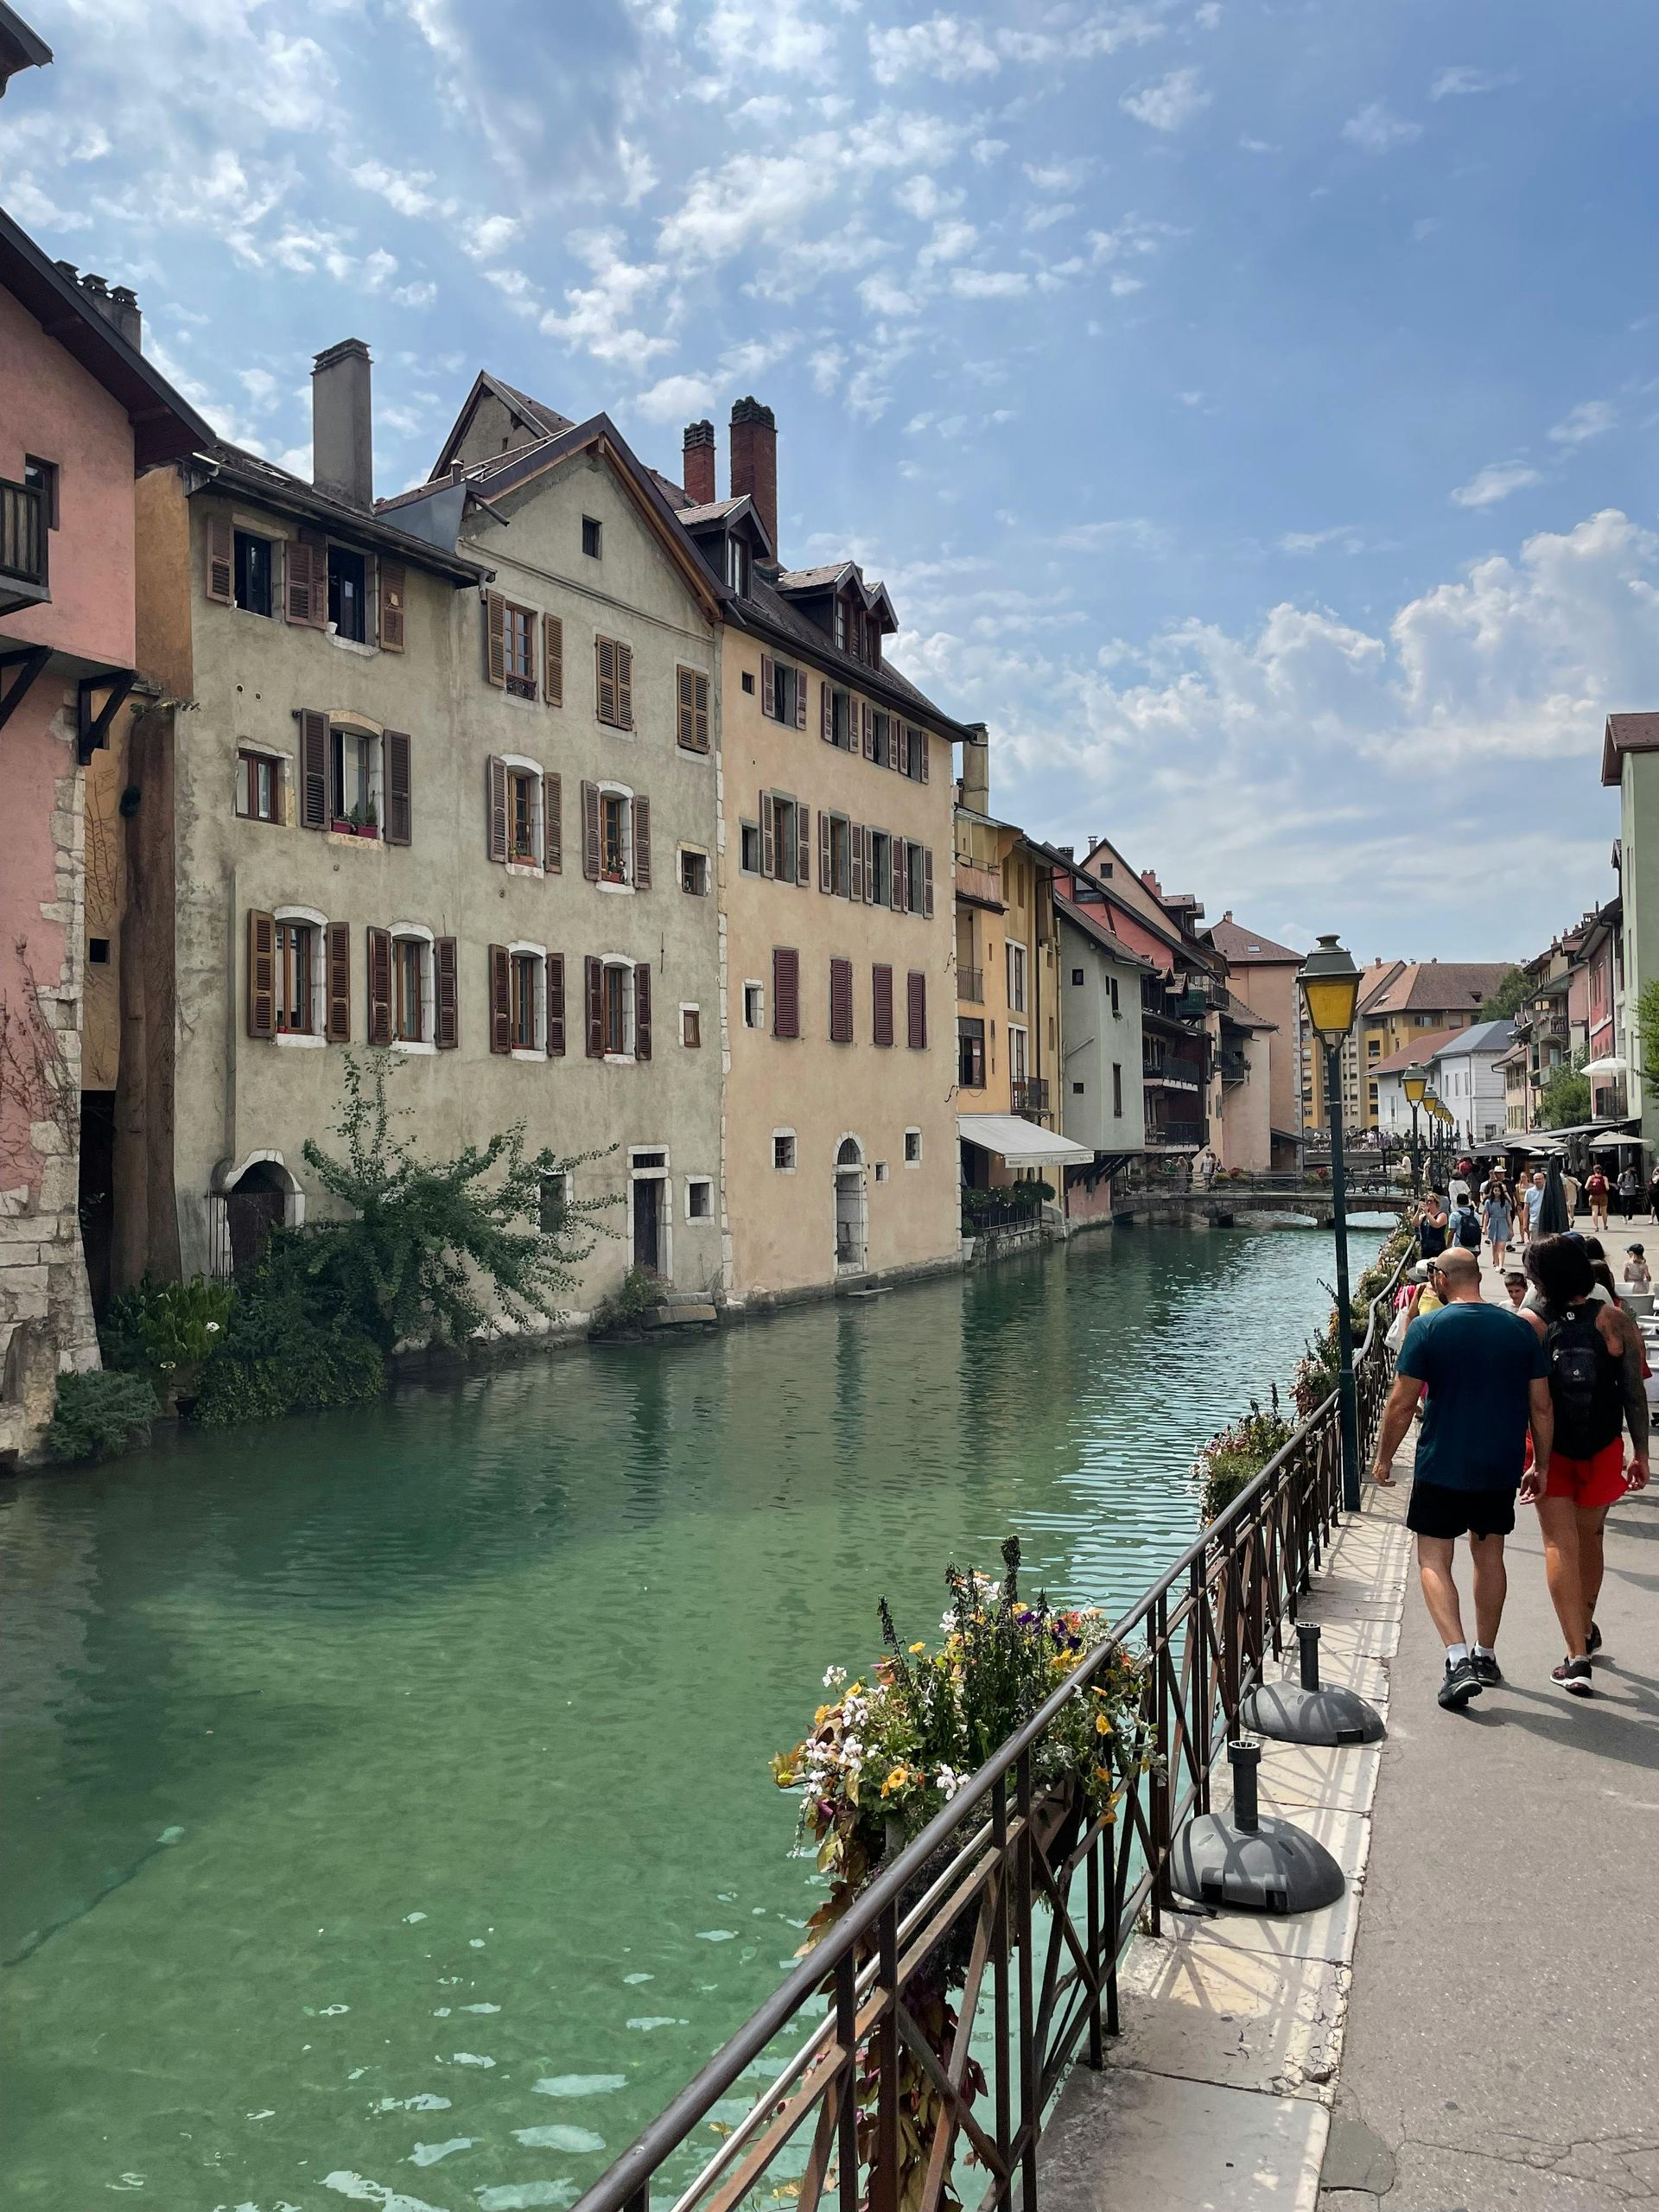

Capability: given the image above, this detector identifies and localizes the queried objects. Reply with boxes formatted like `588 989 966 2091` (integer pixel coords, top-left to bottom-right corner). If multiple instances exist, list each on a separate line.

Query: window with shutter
923 847 934 919
547 954 566 1056
893 835 908 913
246 909 276 1039
760 792 776 879
634 963 652 1059
582 780 601 880
285 532 326 626
299 710 329 830
596 637 632 728
486 755 508 862
675 665 710 753
617 643 633 728
367 927 392 1046
485 591 506 688
691 671 709 751
819 810 832 893
543 613 563 707
543 773 563 873
830 957 854 1045
822 680 834 744
772 947 800 1040
489 944 512 1054
379 562 406 652
795 667 808 731
633 795 652 889
861 702 874 760
907 970 927 1050
207 512 233 604
796 803 810 891
918 728 930 783
761 654 775 719
384 730 412 846
850 821 864 902
435 937 459 1048
585 956 604 1058
872 963 894 1048
327 921 351 1041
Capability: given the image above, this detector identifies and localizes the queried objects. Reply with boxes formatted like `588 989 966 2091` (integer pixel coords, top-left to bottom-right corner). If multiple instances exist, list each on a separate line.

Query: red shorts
1544 1439 1629 1508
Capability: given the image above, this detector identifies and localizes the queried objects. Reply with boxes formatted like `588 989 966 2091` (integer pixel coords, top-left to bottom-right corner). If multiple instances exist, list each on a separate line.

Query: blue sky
8 0 1659 962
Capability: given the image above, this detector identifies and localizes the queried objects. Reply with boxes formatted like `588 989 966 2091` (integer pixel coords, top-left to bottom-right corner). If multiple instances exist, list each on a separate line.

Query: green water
0 1225 1381 2212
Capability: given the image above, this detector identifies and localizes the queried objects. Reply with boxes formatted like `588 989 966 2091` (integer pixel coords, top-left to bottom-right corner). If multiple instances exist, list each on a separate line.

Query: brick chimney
57 264 143 351
683 418 715 506
312 337 374 508
1141 868 1162 897
729 396 777 550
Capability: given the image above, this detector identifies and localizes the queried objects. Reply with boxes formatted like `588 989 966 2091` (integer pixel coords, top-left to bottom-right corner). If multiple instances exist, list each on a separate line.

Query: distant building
1373 1023 1513 1149
1602 710 1659 1147
1201 912 1303 1169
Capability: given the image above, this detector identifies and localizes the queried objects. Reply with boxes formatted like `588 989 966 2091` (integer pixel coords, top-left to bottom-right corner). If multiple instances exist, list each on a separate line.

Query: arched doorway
835 1137 866 1273
210 1153 304 1281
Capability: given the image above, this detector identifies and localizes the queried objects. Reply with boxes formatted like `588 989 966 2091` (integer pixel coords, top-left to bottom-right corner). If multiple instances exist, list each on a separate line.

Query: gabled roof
734 568 967 734
431 370 575 478
776 562 899 631
1360 960 1512 1017
1602 711 1659 786
1220 990 1277 1033
1205 913 1302 965
1370 1028 1463 1078
676 490 774 559
0 207 210 467
204 442 487 584
1054 891 1154 972
0 3 52 92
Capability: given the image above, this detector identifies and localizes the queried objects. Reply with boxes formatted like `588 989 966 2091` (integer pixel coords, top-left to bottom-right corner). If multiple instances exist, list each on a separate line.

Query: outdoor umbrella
1537 1157 1571 1236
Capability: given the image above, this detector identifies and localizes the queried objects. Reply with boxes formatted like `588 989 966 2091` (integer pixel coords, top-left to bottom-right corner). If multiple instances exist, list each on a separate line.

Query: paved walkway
1322 1262 1659 2209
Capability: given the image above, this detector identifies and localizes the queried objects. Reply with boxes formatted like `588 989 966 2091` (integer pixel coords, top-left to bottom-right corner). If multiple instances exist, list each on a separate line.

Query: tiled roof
1361 961 1513 1016
1053 892 1155 972
736 571 965 733
778 563 852 591
487 376 574 440
210 441 487 581
1602 711 1659 785
1369 1028 1463 1078
677 498 745 525
1205 914 1302 964
1220 990 1278 1033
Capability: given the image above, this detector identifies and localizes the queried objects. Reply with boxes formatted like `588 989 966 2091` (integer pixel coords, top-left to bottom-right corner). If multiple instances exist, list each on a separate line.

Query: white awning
957 1114 1094 1168
1580 1056 1626 1079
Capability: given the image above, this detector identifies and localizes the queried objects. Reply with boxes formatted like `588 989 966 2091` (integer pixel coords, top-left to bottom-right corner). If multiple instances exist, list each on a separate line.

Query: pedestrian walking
1646 1162 1659 1220
1481 1179 1513 1270
1561 1167 1581 1222
1197 1144 1218 1190
1417 1191 1449 1260
1522 1169 1548 1246
1618 1164 1640 1221
1447 1192 1482 1253
1586 1166 1610 1231
1370 1247 1551 1709
1518 1236 1649 1696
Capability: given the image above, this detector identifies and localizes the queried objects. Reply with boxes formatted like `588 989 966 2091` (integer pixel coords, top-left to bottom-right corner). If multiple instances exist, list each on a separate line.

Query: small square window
1071 968 1084 986
904 1128 922 1165
1072 1080 1084 1095
582 516 602 559
23 455 59 530
687 1176 713 1220
237 748 282 823
741 670 756 694
681 849 709 896
744 982 764 1029
88 938 111 964
740 821 760 874
773 1132 797 1171
682 1006 702 1048
874 1162 889 1184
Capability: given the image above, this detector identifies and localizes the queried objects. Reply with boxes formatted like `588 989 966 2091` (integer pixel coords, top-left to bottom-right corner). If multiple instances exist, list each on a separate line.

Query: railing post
1191 1554 1212 1815
836 1952 858 2212
992 1775 1011 2175
872 1902 899 2212
1015 1750 1039 2212
1149 1591 1172 1930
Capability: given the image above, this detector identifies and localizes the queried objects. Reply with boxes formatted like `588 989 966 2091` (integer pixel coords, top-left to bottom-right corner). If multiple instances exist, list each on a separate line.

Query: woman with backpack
1522 1236 1650 1695
1585 1165 1610 1231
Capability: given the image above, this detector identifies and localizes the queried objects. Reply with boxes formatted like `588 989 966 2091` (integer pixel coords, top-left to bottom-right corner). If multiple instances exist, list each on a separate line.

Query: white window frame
500 752 548 877
679 1001 702 1049
388 920 436 1054
272 905 327 1047
329 719 383 831
903 1127 923 1167
772 1127 798 1173
601 952 635 1063
743 980 766 1030
506 938 549 1060
597 779 637 895
1007 941 1027 1015
685 1174 714 1222
1010 1023 1029 1084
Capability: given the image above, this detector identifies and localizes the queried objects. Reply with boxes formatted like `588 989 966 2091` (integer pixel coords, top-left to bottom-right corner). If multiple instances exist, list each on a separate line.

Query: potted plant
359 798 379 839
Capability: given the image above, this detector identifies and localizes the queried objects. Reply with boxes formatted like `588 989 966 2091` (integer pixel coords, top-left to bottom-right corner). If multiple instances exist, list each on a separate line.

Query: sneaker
1471 1650 1503 1688
1586 1620 1603 1658
1438 1656 1484 1709
1552 1656 1594 1697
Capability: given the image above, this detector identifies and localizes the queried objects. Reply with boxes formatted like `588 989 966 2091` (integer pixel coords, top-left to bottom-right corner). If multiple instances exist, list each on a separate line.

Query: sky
6 0 1659 963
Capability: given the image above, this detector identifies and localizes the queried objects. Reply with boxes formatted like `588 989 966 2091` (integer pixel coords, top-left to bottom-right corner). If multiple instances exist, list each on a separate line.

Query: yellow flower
1093 1764 1113 1785
880 1765 912 1798
1095 1713 1113 1736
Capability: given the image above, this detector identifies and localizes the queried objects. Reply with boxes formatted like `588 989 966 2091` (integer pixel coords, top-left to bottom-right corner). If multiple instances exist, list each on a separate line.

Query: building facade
1202 913 1303 1168
1053 895 1147 1219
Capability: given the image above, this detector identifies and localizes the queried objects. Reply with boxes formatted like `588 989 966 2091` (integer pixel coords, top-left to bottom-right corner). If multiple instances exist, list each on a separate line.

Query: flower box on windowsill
601 868 627 886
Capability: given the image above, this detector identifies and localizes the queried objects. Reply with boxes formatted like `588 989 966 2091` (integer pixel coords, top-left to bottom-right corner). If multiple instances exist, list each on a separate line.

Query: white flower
206 1321 220 1334
823 1665 847 1689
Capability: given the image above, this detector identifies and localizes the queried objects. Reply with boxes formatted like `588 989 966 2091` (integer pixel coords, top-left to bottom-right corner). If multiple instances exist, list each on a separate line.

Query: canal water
0 1224 1383 2212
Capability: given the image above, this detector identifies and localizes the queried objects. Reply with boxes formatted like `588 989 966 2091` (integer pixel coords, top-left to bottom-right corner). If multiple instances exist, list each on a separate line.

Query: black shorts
1407 1480 1516 1541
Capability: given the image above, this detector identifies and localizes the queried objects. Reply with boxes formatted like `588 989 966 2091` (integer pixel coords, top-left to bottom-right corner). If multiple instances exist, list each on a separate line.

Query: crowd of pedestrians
1370 1151 1653 1708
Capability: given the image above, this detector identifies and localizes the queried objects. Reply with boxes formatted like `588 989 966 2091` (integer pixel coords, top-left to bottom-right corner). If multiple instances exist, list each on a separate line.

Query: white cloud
918 219 978 268
950 269 1030 299
633 371 719 423
1548 400 1616 448
1121 68 1211 132
348 160 443 219
869 13 1000 85
1024 158 1094 194
1430 67 1517 101
971 137 1007 165
391 280 438 308
1451 460 1542 509
538 228 671 365
464 214 521 263
893 174 963 223
703 0 830 79
1342 102 1423 154
1025 201 1076 232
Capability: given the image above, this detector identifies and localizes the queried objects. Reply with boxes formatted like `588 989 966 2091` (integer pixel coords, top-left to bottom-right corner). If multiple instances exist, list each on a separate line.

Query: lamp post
1402 1061 1431 1196
1298 935 1363 1513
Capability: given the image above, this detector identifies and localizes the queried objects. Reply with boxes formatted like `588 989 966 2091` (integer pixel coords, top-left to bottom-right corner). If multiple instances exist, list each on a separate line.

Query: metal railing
1145 1118 1205 1149
958 966 985 1004
1012 1077 1049 1115
574 1250 1408 2212
1143 1053 1204 1088
0 478 48 591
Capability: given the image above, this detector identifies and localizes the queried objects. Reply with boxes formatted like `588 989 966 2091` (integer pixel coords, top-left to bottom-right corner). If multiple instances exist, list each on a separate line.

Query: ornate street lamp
1402 1061 1431 1196
1298 936 1363 1513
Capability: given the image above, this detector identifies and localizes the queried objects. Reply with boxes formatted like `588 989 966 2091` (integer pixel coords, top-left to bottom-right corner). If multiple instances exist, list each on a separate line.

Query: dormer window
833 597 847 650
725 535 750 596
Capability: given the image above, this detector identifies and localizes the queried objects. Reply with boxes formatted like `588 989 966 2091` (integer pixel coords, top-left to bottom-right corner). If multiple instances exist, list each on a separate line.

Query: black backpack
1453 1207 1481 1250
1548 1303 1614 1458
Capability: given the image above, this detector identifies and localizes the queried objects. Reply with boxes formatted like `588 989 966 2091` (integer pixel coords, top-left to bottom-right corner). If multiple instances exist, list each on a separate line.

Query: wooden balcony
0 479 48 617
955 858 1005 911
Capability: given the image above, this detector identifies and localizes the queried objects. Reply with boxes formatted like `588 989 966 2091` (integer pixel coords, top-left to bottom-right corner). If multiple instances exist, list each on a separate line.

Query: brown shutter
299 709 329 830
633 796 652 889
861 701 874 760
435 937 459 1048
819 810 832 893
693 671 709 753
918 728 930 783
585 956 604 1058
830 957 853 1045
286 531 326 626
850 821 864 902
596 636 617 725
489 944 512 1054
384 730 412 846
893 838 909 913
822 679 834 743
760 791 776 879
795 667 807 731
543 773 563 873
367 926 392 1046
379 562 406 652
582 780 601 880
246 909 275 1039
797 803 810 889
485 591 506 687
893 721 907 775
547 953 566 1056
907 969 926 1050
761 654 775 718
327 921 351 1041
634 963 652 1059
207 512 233 604
487 755 508 863
616 642 634 728
863 825 875 904
543 613 563 706
677 665 696 750
872 963 893 1048
923 846 934 919
773 947 800 1039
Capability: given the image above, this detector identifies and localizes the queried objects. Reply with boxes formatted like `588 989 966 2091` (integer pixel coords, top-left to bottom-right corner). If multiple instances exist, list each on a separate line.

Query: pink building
1 167 207 1457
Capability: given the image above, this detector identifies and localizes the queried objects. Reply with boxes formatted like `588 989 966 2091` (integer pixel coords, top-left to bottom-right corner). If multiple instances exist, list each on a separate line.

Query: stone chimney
312 337 374 508
57 264 143 351
961 721 990 814
1141 868 1162 897
683 418 715 506
729 396 777 550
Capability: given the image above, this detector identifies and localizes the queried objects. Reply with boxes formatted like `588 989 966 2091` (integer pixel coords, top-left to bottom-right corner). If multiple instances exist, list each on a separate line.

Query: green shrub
192 1235 385 1427
588 1265 660 1338
1193 1389 1294 1522
43 1369 158 1464
102 1274 232 1389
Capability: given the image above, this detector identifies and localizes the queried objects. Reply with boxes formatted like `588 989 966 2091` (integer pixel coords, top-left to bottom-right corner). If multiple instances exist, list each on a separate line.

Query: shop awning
958 1115 1094 1169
